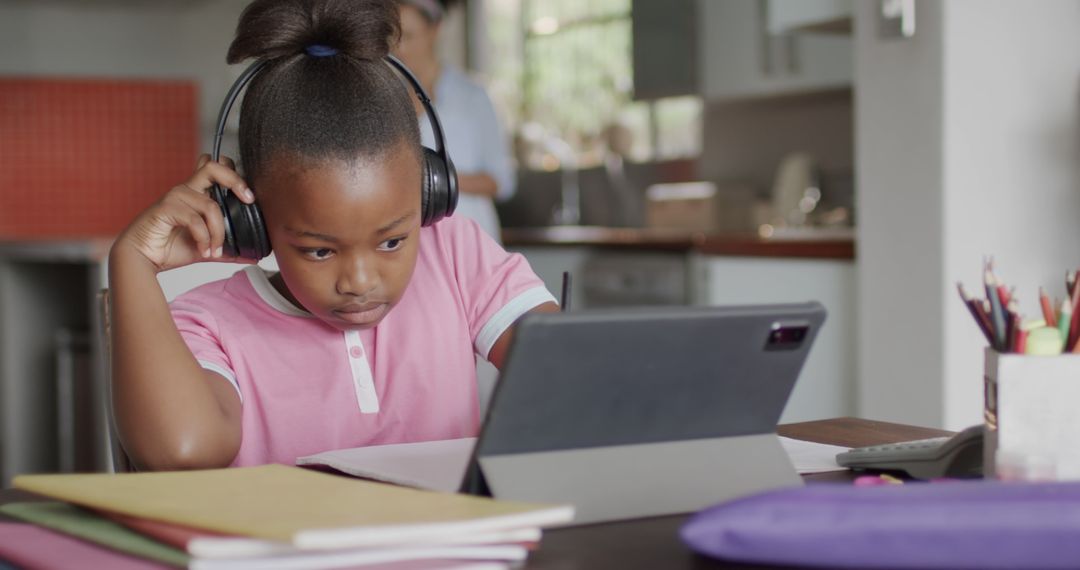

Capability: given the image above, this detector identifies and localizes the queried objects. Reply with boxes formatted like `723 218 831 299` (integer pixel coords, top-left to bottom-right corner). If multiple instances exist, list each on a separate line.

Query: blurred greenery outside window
479 0 702 171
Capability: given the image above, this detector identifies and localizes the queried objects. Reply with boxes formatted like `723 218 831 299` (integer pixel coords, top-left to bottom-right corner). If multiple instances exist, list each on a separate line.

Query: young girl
108 0 558 471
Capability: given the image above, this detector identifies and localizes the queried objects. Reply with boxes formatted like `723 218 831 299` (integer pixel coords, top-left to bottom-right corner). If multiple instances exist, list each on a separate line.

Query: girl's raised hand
117 155 257 272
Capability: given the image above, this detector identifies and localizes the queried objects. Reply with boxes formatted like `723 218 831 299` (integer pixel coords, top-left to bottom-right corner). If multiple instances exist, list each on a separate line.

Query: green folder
0 502 188 568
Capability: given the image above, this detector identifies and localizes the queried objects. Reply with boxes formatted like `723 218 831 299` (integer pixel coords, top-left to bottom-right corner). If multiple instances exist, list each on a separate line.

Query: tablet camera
765 324 809 350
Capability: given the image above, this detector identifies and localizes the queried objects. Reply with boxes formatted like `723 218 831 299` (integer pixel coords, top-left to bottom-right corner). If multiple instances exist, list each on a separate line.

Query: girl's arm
486 302 560 369
109 156 253 471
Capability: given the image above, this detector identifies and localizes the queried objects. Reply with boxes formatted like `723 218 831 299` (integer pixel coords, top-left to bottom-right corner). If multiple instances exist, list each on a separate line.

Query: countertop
0 238 113 262
0 226 856 262
501 226 855 260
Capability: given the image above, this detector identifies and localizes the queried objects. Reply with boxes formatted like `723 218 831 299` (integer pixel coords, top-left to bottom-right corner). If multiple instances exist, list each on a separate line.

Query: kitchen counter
0 228 856 262
501 226 855 260
0 238 113 262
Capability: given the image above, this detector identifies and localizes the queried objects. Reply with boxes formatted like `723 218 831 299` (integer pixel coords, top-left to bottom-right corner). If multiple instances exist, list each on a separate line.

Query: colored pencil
957 283 994 345
979 299 994 339
1040 287 1057 328
997 284 1012 309
957 261 1080 353
1068 276 1080 349
1059 298 1073 349
1005 301 1020 352
985 271 1008 350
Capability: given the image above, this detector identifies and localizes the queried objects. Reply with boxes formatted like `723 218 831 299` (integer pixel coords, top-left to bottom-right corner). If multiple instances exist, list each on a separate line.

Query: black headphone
209 54 458 260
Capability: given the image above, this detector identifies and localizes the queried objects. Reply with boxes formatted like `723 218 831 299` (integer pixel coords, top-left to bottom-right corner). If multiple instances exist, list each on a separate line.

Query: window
479 0 701 171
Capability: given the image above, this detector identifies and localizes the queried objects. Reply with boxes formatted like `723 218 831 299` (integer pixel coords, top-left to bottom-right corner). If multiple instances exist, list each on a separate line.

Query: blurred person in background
394 0 515 243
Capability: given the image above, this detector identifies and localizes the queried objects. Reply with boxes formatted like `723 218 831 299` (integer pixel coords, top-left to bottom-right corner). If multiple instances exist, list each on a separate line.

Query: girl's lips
332 303 388 325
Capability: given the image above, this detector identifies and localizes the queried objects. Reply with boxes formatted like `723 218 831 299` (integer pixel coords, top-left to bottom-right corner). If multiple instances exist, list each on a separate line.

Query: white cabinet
698 0 852 100
698 255 855 422
768 0 852 35
506 247 592 310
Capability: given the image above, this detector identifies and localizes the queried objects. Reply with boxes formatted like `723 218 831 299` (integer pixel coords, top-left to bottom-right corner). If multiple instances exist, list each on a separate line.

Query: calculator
835 424 984 479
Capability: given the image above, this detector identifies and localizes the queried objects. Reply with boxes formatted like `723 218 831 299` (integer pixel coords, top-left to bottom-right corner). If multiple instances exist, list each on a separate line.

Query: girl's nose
336 256 377 297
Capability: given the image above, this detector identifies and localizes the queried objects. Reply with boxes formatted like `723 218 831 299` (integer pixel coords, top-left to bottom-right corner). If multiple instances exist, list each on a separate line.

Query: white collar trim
243 266 314 318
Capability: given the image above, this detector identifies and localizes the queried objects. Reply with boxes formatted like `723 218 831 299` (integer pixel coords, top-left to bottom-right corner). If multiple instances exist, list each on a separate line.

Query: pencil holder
984 349 1080 481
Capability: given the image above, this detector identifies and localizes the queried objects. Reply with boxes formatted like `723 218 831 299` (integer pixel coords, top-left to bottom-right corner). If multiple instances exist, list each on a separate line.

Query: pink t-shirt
169 216 555 467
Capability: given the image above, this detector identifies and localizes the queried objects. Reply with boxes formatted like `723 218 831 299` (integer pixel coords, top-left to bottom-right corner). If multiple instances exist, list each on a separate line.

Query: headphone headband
209 52 457 260
212 59 268 164
212 55 453 174
384 54 450 166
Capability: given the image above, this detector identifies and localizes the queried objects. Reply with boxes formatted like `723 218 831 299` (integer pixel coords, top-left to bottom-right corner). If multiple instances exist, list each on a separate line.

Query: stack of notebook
3 464 574 569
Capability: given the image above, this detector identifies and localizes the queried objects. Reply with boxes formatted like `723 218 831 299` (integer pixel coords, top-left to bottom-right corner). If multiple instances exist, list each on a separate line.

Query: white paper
298 435 850 494
297 438 476 493
779 436 850 474
190 544 522 570
188 528 541 559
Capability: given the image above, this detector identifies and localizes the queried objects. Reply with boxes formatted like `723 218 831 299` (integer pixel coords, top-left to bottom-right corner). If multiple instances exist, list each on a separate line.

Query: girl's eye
378 237 407 252
302 248 334 261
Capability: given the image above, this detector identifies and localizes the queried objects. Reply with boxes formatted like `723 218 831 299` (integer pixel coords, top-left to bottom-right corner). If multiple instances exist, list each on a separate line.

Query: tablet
467 302 826 524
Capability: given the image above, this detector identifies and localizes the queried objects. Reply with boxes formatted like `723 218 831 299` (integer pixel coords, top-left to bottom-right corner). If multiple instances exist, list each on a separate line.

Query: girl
109 0 558 471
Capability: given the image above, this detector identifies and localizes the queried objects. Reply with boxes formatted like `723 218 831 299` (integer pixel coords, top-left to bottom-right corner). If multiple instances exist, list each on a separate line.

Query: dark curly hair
227 0 421 185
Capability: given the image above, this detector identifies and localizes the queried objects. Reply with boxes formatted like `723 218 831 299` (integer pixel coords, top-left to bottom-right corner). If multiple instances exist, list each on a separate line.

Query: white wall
855 0 946 428
856 0 1080 429
0 0 249 150
1 0 467 155
940 0 1080 428
0 2 189 78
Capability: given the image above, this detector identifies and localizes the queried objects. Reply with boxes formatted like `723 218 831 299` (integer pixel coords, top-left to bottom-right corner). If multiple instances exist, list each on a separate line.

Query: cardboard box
644 182 758 233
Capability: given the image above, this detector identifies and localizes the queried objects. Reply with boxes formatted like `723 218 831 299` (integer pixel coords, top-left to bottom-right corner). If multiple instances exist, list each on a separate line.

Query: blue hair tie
305 44 338 57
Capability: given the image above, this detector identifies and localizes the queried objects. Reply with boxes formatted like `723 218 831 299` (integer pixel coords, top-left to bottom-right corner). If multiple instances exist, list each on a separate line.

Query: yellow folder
14 464 573 549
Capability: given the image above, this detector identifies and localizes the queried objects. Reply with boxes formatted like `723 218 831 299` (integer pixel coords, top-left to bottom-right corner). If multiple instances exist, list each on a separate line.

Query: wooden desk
525 417 949 569
0 417 949 569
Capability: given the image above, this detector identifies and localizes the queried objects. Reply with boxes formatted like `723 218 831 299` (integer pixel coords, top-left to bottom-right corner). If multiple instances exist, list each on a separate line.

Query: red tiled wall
0 78 197 238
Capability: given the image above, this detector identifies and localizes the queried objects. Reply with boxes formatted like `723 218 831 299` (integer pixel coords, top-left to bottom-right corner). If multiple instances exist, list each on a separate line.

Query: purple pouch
681 481 1080 569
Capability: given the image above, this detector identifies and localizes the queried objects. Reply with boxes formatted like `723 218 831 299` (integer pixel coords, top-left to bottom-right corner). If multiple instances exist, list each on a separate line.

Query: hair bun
227 0 400 64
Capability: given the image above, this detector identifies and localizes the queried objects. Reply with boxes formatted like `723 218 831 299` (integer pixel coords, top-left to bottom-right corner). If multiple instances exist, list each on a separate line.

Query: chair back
97 288 134 473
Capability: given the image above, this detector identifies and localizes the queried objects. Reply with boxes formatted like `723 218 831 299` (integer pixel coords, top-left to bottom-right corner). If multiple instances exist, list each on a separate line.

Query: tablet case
466 302 826 524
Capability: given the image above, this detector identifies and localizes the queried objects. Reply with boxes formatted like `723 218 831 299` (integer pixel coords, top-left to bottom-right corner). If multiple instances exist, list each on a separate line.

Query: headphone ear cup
221 189 272 260
420 147 458 226
420 151 435 227
211 184 239 258
240 197 272 260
